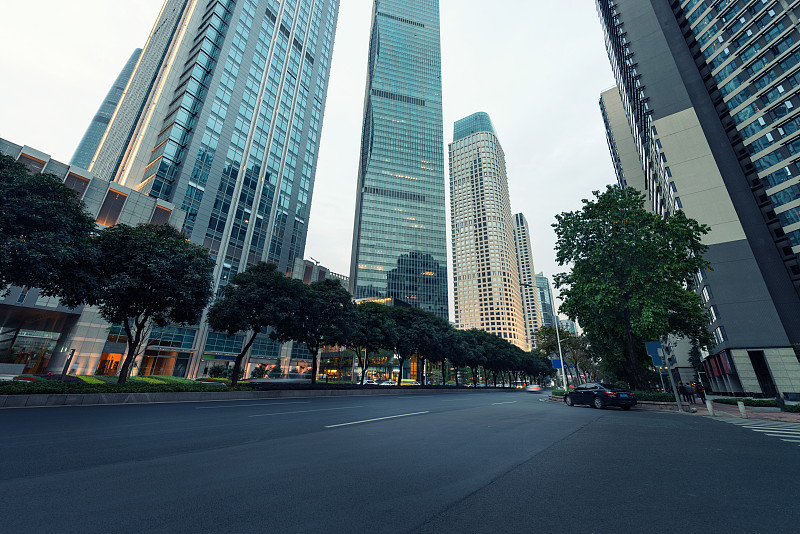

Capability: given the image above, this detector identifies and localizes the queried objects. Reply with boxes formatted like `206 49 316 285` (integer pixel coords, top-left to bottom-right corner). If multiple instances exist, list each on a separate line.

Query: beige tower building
513 213 542 350
449 112 526 349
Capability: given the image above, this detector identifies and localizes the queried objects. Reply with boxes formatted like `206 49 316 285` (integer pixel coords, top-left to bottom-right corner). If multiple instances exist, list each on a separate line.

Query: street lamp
520 282 568 390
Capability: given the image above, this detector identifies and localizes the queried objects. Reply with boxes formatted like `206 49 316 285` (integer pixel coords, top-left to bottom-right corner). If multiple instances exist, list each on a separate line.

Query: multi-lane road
1 392 797 533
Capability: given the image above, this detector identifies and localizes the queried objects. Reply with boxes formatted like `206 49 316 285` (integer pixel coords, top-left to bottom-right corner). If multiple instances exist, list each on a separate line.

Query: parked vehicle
361 379 378 386
379 380 397 386
564 383 636 410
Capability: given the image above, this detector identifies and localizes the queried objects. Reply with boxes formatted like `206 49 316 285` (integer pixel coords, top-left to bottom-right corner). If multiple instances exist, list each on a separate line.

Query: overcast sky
0 0 615 319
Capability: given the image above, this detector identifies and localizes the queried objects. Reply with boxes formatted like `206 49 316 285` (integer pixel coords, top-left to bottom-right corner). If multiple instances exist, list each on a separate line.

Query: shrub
784 403 800 413
208 364 227 378
551 390 566 397
632 391 676 402
250 365 266 379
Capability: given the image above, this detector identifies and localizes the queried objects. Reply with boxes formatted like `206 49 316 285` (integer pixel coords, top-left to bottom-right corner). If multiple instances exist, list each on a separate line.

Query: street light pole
555 323 568 390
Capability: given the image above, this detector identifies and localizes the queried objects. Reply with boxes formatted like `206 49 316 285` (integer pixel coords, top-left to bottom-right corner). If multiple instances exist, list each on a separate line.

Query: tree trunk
359 348 369 385
118 317 144 385
231 330 258 388
396 356 406 387
310 345 319 385
442 360 447 385
624 324 646 390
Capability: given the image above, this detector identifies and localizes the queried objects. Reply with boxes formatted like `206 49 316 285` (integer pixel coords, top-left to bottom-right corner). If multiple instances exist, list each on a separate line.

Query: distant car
525 384 543 393
564 383 636 410
361 379 378 386
379 380 397 386
400 379 420 386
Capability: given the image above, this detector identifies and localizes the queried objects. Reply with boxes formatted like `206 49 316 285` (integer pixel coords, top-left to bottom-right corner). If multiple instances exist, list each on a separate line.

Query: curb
0 386 510 409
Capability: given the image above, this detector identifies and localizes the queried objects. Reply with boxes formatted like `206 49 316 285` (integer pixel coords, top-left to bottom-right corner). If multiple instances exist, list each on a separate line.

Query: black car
564 383 636 410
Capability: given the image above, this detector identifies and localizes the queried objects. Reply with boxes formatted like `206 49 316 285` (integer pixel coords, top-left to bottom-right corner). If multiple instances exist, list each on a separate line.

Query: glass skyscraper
71 49 142 169
535 272 556 329
349 0 448 320
89 0 340 377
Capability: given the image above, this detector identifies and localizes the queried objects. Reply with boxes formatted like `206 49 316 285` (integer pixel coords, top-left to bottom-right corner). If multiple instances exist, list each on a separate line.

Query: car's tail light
604 391 617 396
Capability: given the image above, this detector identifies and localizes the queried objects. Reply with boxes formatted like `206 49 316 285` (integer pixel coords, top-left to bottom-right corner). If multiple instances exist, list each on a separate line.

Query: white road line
492 401 518 405
249 406 363 418
781 439 800 442
197 401 312 409
441 398 468 402
325 411 430 428
749 429 800 435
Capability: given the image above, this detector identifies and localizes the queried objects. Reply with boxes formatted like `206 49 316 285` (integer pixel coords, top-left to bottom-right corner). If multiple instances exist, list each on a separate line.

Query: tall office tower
535 273 556 329
86 0 341 377
92 0 339 278
449 113 526 349
513 213 543 350
71 49 142 170
349 0 449 319
599 86 646 193
597 0 800 398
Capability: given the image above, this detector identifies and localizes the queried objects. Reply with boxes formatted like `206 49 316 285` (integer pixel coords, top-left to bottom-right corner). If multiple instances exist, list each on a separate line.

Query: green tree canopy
0 154 98 306
93 223 215 384
553 186 712 389
207 262 299 386
273 278 354 385
347 302 398 385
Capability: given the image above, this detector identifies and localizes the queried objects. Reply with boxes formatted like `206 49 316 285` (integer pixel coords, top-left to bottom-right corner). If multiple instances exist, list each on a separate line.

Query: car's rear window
600 383 627 390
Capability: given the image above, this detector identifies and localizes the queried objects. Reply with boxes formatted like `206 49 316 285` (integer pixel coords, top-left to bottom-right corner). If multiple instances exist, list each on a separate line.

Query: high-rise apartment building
449 112 526 349
597 0 800 398
599 86 646 194
514 213 543 350
349 0 449 320
535 273 556 329
71 49 142 170
86 0 340 378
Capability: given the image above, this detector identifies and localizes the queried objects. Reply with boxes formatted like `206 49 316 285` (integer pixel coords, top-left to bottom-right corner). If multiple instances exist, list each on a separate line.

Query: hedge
0 380 233 395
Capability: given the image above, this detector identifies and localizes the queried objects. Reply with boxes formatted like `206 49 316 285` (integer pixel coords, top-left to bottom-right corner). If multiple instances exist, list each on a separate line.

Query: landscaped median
0 375 510 408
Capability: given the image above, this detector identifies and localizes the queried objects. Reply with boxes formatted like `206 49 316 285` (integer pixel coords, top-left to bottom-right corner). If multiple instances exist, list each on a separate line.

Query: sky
0 0 616 320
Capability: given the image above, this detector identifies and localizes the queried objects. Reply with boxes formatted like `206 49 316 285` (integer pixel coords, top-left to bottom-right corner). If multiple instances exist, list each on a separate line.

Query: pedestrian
678 382 689 403
686 383 697 404
695 382 706 403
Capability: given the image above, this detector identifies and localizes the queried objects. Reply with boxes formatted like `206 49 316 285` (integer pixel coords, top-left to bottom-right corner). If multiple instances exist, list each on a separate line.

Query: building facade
85 0 341 378
597 0 800 398
535 273 556 329
513 213 543 350
449 112 526 349
349 0 449 320
0 138 185 377
599 85 647 193
71 49 142 170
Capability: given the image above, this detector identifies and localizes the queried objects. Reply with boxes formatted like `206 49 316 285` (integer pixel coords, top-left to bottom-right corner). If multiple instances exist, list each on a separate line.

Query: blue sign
551 359 562 369
645 342 664 367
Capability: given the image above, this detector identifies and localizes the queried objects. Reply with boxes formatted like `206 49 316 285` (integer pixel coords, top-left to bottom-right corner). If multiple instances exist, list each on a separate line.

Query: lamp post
554 322 568 390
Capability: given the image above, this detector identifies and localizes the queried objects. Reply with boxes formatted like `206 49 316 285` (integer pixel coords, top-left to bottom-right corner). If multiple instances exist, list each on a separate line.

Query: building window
96 189 128 227
714 326 727 344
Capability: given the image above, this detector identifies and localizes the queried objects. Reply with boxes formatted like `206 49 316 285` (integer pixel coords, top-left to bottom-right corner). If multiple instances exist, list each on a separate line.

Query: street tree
388 306 434 387
0 154 98 305
273 278 354 385
93 224 215 384
348 302 398 385
553 186 712 390
207 262 299 387
414 312 450 385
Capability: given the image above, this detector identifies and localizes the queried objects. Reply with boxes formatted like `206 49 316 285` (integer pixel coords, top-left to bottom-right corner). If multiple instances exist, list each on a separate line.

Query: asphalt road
1 392 797 533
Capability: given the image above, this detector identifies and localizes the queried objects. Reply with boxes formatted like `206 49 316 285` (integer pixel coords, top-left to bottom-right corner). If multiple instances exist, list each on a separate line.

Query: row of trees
1 155 554 387
551 186 714 390
208 261 555 387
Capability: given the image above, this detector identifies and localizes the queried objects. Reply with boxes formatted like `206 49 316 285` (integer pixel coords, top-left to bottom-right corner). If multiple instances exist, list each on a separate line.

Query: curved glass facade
350 0 448 319
70 49 141 169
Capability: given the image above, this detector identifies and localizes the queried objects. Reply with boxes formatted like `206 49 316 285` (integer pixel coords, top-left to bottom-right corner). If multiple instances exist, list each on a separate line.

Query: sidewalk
681 399 800 422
